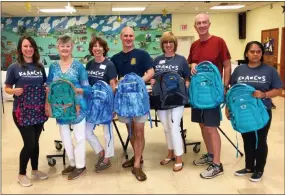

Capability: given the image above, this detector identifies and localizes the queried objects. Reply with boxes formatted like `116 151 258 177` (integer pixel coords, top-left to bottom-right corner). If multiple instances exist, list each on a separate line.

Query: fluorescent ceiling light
40 8 76 13
112 7 145 12
40 3 76 13
210 5 245 10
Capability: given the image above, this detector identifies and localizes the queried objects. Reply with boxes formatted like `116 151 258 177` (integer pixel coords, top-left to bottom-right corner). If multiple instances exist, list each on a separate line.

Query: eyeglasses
163 41 174 44
248 50 262 55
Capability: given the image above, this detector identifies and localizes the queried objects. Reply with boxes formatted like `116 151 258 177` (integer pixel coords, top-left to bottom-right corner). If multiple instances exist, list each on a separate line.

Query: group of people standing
5 13 283 188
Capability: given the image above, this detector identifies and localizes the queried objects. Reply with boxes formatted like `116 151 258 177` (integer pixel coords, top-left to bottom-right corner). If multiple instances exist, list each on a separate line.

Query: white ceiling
1 1 274 17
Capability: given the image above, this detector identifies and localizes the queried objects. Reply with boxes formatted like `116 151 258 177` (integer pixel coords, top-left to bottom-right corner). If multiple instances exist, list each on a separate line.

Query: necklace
165 54 175 62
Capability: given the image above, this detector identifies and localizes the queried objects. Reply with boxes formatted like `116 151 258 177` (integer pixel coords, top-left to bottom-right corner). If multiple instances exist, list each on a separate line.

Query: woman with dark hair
4 35 48 187
226 41 283 182
85 36 117 172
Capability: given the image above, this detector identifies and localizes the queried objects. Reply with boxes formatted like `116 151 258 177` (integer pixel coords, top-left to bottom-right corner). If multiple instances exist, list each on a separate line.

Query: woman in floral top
46 34 91 180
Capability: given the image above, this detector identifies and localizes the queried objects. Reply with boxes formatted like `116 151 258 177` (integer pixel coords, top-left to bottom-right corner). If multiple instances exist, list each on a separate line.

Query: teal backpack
226 83 270 153
189 61 224 109
48 79 79 121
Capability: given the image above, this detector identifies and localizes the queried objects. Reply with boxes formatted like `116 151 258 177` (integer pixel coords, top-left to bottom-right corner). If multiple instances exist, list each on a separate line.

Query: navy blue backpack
152 71 188 109
114 73 152 135
86 80 114 145
15 84 48 126
189 61 224 109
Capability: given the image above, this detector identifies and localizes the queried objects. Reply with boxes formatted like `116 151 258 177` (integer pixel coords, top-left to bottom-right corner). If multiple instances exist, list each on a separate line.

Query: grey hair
194 13 210 25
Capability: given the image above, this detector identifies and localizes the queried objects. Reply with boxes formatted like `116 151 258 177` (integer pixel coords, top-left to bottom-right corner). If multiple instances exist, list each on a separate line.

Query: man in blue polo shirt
111 27 154 181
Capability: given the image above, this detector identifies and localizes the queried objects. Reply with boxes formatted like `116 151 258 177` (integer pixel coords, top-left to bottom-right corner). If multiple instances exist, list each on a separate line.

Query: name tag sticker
99 64 106 69
159 60 165 64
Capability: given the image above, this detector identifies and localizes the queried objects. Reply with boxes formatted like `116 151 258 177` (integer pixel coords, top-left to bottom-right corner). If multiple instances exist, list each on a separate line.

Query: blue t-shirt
5 63 47 111
111 48 154 78
86 58 117 86
153 54 190 79
230 63 283 109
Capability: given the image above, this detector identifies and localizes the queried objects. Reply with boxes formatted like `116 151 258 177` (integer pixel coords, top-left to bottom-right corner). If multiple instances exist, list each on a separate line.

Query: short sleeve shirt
86 58 117 86
187 35 231 76
111 48 154 78
153 54 190 79
230 63 284 109
5 63 47 111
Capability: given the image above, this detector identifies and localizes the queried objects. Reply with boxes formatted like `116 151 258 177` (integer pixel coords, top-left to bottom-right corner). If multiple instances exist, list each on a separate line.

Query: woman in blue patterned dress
46 35 91 180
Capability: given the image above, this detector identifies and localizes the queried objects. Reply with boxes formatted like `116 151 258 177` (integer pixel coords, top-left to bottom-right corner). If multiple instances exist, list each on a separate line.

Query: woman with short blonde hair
46 34 91 180
151 31 190 172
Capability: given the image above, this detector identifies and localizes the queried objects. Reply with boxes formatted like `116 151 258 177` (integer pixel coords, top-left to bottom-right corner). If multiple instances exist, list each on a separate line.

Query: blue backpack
48 79 79 121
114 73 152 135
152 71 188 109
189 61 224 109
86 80 114 145
226 83 270 151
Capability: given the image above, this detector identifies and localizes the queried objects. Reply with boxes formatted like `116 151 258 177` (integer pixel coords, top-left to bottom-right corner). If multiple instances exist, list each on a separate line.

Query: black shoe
62 165 76 175
68 167 86 180
234 168 254 176
250 171 263 182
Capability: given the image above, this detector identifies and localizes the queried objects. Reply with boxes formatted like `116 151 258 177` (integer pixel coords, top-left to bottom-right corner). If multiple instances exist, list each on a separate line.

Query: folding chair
113 110 202 160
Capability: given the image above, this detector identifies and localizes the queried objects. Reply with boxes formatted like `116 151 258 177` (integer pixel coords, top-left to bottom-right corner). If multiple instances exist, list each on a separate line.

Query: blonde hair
56 34 74 45
160 31 177 53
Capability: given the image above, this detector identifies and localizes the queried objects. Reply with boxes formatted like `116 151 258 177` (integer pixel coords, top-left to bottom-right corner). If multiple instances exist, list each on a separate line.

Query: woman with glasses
226 41 283 182
150 31 190 172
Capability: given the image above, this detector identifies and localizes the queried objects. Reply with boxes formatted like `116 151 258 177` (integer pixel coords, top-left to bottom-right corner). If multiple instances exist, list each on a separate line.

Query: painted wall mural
1 14 171 70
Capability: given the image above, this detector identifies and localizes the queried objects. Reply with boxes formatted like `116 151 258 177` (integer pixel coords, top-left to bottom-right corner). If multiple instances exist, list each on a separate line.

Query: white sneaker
17 175 33 187
31 170 48 180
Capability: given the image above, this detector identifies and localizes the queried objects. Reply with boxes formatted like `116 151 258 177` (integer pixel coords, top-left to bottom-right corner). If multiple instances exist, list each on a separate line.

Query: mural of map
1 14 171 70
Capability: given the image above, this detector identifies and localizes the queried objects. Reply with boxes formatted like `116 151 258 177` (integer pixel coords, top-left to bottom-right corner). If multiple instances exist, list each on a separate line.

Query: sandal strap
174 163 183 167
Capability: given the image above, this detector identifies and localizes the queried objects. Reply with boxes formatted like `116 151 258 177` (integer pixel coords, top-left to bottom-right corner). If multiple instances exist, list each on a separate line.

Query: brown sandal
122 156 143 168
160 157 175 165
132 167 147 181
173 162 184 172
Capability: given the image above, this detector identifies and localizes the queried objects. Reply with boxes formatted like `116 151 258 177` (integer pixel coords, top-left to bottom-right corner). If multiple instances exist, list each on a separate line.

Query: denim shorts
118 114 148 124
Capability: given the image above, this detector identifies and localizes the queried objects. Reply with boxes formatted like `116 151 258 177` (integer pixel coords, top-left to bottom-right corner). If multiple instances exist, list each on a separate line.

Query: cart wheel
193 144 201 153
47 158 56 167
55 143 63 151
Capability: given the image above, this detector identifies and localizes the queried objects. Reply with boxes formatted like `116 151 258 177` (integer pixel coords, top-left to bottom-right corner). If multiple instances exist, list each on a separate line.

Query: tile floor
1 97 284 194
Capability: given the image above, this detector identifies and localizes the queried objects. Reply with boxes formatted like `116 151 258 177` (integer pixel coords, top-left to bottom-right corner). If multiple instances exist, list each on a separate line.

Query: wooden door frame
261 28 279 38
281 27 285 91
261 28 279 68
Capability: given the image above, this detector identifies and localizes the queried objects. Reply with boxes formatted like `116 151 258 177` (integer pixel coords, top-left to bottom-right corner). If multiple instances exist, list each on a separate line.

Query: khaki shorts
118 114 148 124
